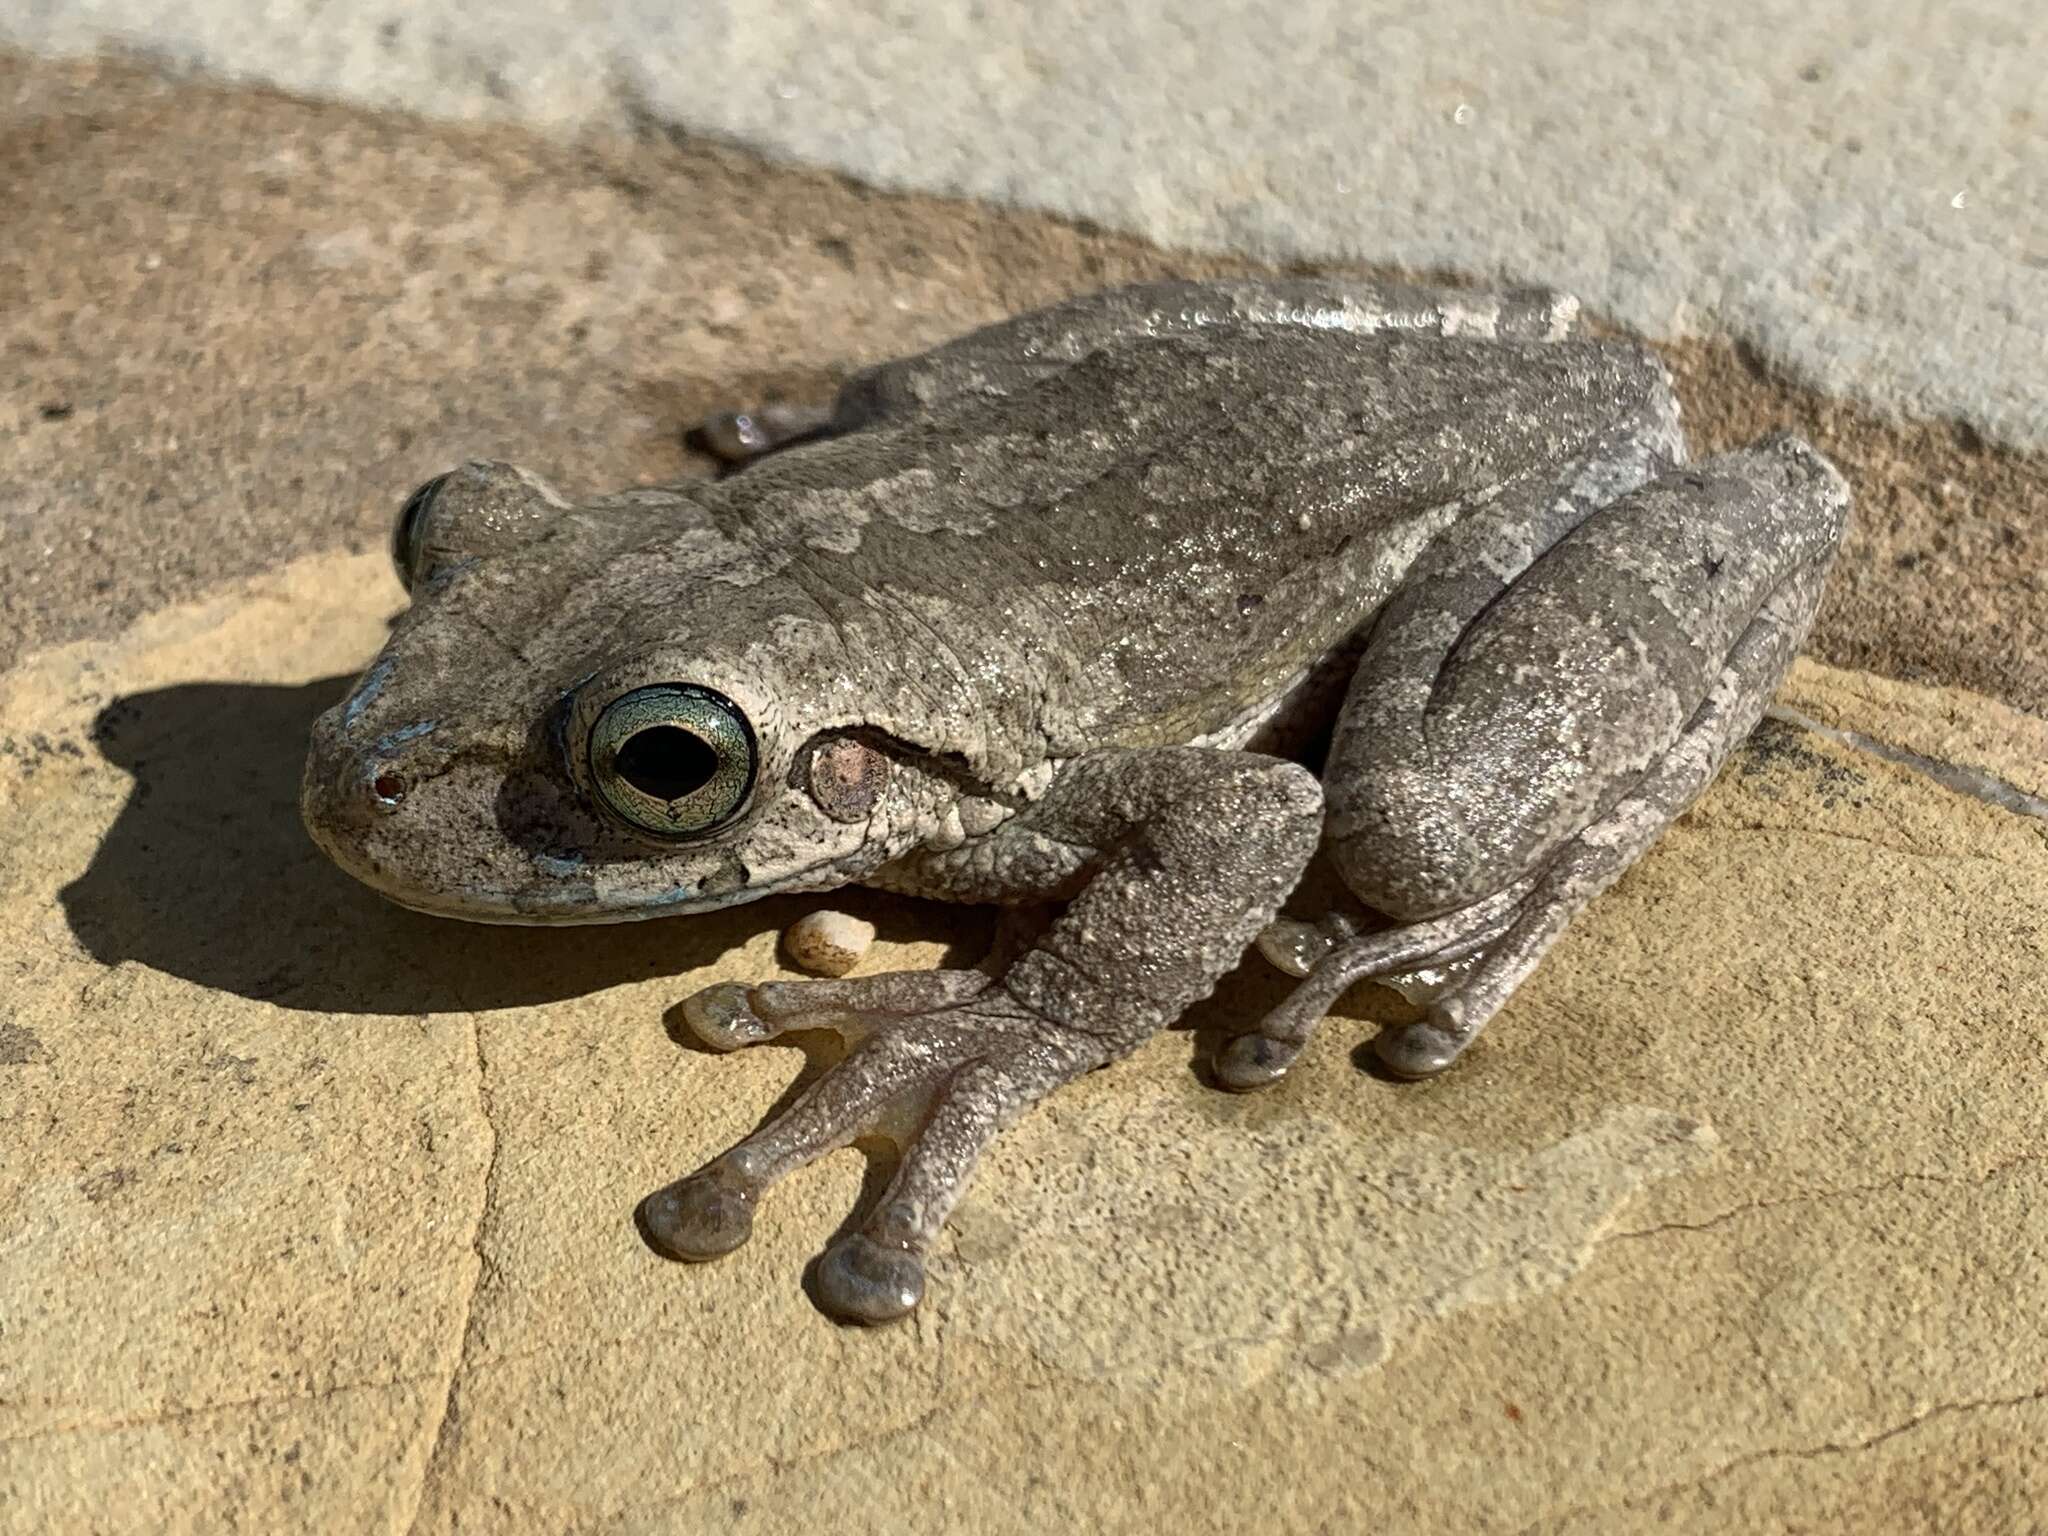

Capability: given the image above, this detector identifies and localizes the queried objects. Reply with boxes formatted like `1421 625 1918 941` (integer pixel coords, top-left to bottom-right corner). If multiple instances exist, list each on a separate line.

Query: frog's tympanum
303 281 1848 1322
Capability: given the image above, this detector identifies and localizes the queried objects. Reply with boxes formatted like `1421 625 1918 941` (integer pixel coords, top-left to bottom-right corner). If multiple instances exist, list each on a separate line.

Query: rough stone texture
4 1 2042 455
3 50 2046 1536
4 52 2043 716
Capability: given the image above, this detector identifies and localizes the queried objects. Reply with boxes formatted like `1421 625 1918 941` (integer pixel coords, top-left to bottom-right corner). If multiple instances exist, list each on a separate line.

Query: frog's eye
587 684 758 838
392 461 567 593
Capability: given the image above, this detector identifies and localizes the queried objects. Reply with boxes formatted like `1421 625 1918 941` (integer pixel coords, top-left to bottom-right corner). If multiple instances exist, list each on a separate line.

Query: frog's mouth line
345 867 776 927
314 827 835 927
373 886 722 927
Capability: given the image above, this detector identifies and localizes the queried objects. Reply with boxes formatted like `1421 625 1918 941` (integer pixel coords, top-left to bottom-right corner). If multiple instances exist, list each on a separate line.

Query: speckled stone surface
3 51 2045 1536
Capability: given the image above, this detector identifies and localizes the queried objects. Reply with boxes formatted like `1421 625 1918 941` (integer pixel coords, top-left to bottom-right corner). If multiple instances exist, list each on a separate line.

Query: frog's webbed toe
814 1232 928 1323
1212 1030 1307 1091
1217 887 1525 1091
688 402 836 467
678 970 997 1053
1224 436 1850 1091
642 1161 759 1259
646 970 1095 1324
1371 1020 1467 1080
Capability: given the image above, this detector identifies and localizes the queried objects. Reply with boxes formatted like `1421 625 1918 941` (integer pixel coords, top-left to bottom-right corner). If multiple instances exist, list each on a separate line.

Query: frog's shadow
65 676 1414 1311
59 677 985 1017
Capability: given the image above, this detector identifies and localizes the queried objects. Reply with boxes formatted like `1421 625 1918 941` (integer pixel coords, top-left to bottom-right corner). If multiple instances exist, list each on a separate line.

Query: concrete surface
5 1 2043 454
3 44 2046 1536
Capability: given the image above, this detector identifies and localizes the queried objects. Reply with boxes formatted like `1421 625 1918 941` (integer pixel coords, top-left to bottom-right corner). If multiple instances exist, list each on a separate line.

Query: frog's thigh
1319 435 1844 1076
1331 433 1846 916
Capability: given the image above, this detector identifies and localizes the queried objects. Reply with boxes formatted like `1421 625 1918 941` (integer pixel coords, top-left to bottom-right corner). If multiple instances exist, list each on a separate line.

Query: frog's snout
315 746 411 825
300 706 440 852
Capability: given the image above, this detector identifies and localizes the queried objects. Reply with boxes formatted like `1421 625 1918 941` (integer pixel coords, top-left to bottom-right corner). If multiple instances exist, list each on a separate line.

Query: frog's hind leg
1222 433 1850 1089
694 278 1584 468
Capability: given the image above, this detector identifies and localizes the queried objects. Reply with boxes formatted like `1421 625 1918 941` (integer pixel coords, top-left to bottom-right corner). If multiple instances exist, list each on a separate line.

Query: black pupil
614 726 719 803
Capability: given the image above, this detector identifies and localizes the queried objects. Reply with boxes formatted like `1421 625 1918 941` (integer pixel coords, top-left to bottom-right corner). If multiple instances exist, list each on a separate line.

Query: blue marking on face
372 719 440 754
341 656 396 730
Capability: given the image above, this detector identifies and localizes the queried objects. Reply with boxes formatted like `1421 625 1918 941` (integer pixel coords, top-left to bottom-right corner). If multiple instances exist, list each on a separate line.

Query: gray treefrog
301 279 1849 1323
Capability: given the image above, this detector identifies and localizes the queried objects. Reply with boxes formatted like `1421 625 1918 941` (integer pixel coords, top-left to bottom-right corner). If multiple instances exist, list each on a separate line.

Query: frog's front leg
1221 433 1851 1088
642 750 1322 1322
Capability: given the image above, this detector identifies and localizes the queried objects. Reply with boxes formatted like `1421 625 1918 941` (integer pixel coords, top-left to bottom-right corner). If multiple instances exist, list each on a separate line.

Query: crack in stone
1765 702 2048 822
0 1372 441 1449
0 1298 912 1461
1713 821 2041 871
584 1394 965 1528
0 1316 784 1454
1599 1153 2046 1245
583 1311 1013 1529
1513 1386 2048 1534
577 1295 965 1526
396 1013 499 1536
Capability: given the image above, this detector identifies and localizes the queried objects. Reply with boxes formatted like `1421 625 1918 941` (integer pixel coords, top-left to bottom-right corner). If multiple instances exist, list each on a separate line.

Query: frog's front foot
642 968 1101 1324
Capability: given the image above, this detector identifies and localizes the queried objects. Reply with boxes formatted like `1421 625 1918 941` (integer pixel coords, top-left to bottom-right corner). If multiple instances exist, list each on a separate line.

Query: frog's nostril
371 771 408 806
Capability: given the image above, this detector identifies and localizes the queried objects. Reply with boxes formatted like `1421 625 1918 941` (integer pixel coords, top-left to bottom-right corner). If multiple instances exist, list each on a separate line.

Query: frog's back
693 327 1668 768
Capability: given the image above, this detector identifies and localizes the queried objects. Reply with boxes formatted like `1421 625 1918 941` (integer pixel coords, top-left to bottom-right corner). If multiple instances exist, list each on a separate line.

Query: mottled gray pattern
301 280 1850 1322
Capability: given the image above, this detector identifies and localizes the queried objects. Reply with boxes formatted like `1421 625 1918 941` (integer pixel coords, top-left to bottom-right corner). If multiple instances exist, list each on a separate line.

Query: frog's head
301 461 917 925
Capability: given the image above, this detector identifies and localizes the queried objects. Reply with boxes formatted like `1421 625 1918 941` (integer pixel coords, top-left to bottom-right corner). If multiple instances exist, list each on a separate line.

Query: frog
300 278 1850 1325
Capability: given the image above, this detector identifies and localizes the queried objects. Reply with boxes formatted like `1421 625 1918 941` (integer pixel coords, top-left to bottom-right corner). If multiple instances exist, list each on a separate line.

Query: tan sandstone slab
4 44 2045 1535
1 545 2043 1534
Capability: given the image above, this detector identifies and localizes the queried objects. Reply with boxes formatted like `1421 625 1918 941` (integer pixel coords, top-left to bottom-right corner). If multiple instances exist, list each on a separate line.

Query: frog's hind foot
687 401 836 468
1222 436 1850 1092
1219 885 1527 1090
643 968 1100 1324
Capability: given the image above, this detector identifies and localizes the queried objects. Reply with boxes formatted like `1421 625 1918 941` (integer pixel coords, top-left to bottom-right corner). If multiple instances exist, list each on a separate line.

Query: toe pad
815 1234 925 1325
643 1175 757 1261
1214 1033 1303 1091
681 983 772 1052
1373 1022 1462 1080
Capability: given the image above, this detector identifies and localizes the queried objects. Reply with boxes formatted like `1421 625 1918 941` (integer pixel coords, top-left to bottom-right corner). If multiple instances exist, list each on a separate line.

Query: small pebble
785 909 876 977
